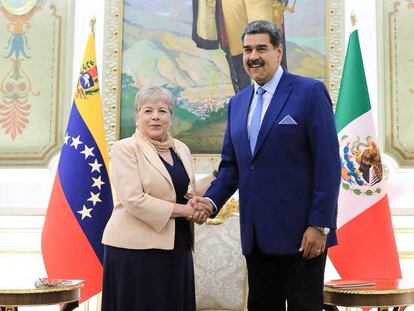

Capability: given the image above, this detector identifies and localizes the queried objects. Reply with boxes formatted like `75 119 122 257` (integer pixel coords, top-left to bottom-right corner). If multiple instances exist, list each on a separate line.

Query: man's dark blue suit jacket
205 71 341 255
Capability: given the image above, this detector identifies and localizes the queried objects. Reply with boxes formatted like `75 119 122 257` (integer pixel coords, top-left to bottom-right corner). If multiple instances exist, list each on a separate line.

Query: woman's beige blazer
102 133 200 250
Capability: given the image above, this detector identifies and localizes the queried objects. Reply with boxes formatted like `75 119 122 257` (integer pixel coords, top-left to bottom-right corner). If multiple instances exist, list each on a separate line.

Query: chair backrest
193 198 247 311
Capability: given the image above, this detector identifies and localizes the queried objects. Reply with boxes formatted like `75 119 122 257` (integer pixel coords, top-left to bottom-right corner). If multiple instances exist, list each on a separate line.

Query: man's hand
189 196 214 224
299 226 327 259
193 196 214 214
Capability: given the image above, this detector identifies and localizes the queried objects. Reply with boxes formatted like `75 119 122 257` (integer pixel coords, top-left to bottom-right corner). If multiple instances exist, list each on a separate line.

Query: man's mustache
247 58 265 67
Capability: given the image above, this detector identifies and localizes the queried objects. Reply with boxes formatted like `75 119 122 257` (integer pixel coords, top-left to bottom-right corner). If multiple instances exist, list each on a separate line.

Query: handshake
184 194 214 225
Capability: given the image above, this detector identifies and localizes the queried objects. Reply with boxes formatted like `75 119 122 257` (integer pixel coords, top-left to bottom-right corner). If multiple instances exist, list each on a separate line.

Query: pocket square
278 115 298 125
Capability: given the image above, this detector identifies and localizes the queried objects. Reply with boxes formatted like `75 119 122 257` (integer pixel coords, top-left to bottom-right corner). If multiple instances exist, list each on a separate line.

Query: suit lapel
135 134 195 246
234 85 255 157
134 132 173 187
253 72 293 157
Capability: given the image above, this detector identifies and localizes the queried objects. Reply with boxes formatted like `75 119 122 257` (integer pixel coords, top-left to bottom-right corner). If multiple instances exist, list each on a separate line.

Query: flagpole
350 11 357 27
90 16 96 37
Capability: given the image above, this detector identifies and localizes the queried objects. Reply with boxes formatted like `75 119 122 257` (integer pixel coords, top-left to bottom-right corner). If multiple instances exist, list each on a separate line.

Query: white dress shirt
247 66 284 137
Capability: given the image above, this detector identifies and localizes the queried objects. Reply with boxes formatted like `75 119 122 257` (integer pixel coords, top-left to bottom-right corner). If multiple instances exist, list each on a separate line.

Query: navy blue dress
101 148 195 311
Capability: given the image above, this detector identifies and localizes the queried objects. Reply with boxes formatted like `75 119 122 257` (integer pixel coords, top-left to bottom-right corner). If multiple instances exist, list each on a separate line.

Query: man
192 0 295 93
197 20 341 310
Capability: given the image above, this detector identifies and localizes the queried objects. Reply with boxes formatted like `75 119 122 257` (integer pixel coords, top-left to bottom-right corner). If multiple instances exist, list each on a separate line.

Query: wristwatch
312 226 330 236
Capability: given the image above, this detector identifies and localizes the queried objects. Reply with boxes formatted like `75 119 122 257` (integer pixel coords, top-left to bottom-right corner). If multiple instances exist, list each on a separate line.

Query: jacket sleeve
110 141 174 232
204 99 239 214
306 81 341 229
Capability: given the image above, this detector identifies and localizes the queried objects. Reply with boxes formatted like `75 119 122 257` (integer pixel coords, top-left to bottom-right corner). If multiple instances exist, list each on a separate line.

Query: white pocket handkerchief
278 115 298 125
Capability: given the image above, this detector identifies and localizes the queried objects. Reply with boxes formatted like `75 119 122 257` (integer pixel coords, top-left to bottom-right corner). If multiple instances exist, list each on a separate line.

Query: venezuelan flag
41 33 113 302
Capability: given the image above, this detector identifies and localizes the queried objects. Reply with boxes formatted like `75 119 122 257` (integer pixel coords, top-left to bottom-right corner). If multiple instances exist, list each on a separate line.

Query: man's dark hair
241 20 282 47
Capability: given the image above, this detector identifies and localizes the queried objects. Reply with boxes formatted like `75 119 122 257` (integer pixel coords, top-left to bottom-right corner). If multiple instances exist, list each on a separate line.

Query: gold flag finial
90 16 96 36
350 12 357 27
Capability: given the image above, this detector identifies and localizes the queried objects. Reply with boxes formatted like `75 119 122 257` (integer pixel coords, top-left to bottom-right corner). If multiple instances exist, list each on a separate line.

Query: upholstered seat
194 198 247 311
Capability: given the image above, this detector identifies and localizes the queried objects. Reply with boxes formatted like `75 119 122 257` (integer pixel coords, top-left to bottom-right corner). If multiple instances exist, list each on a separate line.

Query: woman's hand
189 197 211 225
171 203 194 219
171 198 211 224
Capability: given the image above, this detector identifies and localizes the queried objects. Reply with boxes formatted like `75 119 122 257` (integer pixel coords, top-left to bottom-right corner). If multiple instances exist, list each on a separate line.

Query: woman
101 86 213 310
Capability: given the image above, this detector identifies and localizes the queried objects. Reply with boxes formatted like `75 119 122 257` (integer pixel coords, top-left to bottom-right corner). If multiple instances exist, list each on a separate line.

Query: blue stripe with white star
58 102 113 264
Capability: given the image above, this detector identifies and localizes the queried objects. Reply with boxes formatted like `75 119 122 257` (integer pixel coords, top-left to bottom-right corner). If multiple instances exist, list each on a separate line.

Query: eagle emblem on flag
339 135 383 196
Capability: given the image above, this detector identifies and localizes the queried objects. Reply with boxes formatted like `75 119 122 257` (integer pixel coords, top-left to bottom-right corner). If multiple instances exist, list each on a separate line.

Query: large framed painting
0 0 74 166
102 0 343 172
382 0 414 167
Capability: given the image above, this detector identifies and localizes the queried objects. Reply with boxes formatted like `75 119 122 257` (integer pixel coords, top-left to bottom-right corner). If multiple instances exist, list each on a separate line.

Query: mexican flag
328 29 401 278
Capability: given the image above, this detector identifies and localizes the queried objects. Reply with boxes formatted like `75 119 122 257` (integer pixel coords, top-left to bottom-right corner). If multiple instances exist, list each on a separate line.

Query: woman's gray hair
134 86 174 119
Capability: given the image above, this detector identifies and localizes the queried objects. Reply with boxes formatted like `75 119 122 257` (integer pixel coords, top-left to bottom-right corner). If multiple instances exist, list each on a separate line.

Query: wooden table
323 279 414 311
0 279 83 310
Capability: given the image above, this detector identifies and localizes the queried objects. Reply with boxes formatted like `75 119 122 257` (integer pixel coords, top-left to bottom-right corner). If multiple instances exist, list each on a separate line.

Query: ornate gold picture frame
102 0 343 172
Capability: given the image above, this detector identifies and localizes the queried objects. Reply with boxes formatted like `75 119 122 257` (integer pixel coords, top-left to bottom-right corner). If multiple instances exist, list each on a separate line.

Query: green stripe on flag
335 30 371 133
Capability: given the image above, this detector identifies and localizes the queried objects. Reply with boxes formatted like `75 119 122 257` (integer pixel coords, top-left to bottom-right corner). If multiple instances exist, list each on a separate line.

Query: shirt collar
254 66 284 96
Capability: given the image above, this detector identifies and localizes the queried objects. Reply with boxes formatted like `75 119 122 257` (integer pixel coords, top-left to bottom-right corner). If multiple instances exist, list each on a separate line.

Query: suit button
250 164 255 170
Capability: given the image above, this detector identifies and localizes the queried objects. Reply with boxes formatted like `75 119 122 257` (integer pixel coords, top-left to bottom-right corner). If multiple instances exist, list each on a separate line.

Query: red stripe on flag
329 195 401 279
41 174 103 302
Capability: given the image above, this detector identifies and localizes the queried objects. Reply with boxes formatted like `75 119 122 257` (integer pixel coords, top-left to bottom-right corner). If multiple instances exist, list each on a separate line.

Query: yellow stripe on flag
74 34 110 169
